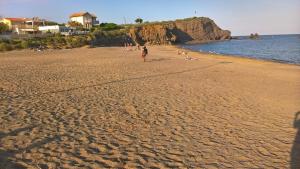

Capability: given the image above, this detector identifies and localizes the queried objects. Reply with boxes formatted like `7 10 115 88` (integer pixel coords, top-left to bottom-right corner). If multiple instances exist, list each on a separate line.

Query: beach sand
0 46 300 168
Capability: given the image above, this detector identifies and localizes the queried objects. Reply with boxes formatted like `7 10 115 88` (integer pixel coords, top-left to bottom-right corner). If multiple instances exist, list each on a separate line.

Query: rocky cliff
129 17 231 45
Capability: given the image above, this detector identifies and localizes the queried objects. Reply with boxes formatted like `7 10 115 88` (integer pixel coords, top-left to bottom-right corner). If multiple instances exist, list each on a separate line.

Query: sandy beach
0 46 300 168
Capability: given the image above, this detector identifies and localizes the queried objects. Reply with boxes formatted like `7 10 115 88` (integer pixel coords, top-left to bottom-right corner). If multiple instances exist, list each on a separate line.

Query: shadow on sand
291 111 300 169
4 62 230 100
147 58 171 62
0 126 60 169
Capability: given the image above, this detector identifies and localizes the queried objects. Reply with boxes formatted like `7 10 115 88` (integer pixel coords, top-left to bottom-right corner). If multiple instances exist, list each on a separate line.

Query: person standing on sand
137 44 141 51
291 111 300 169
141 46 148 62
124 42 128 51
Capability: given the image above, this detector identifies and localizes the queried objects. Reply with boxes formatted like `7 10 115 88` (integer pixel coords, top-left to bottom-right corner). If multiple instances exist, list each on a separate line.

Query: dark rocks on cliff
128 17 231 45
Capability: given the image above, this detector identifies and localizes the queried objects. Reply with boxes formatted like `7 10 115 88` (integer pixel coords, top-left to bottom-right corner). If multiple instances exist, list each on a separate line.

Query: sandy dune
0 46 300 168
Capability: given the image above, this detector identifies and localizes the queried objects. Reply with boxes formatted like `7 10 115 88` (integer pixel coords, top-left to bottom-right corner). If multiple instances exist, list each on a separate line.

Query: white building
38 25 71 34
69 12 99 29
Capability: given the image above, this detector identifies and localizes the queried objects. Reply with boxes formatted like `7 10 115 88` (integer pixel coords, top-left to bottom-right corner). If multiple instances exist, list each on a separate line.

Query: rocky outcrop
129 17 231 45
249 33 259 39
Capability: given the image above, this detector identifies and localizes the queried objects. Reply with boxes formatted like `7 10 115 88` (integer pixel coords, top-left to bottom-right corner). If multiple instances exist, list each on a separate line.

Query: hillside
129 17 231 45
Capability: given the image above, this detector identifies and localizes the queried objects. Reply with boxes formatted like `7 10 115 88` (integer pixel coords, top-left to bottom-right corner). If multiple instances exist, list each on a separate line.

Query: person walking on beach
291 111 300 169
137 44 141 51
141 46 148 62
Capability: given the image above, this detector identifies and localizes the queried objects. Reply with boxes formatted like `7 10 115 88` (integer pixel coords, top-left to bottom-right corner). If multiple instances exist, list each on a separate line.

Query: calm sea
182 34 300 64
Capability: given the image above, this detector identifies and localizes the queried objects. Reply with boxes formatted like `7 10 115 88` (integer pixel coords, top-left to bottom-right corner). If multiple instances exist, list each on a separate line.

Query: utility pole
123 17 127 25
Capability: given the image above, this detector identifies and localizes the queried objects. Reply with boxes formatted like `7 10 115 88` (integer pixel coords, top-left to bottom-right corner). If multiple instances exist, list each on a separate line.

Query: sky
0 0 299 36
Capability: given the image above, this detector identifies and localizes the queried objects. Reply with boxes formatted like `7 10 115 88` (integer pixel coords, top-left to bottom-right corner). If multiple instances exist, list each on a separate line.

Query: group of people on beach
124 40 198 62
124 42 148 62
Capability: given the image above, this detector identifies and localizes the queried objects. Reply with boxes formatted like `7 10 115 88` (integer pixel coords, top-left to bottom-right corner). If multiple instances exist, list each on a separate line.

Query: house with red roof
69 12 99 29
0 17 46 34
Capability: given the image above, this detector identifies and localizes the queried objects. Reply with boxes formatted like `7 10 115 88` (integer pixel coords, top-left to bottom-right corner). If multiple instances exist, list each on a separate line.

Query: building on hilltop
69 12 99 29
0 17 46 34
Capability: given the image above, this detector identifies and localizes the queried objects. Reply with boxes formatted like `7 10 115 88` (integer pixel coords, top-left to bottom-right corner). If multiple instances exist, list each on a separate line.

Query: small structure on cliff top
250 33 259 39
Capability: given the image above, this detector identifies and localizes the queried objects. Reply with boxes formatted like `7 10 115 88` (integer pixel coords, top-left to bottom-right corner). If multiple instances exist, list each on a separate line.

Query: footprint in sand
124 102 139 118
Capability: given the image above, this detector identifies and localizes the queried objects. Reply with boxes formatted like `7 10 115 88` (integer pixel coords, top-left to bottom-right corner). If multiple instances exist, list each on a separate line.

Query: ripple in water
182 34 300 64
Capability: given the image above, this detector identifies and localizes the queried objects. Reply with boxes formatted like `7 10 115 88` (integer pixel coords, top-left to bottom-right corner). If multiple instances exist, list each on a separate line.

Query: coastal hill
129 17 231 45
0 17 231 51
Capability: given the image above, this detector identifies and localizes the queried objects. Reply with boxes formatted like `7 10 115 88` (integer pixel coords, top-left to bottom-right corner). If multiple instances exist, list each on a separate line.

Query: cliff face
129 17 231 45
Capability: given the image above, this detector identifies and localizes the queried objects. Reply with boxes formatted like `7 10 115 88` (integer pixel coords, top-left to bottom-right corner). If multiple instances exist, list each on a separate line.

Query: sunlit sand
0 46 299 168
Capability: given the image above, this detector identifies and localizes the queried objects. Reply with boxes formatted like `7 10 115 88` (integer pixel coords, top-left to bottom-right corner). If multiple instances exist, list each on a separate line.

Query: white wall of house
70 14 97 29
70 16 84 25
83 16 92 25
39 25 60 33
39 25 70 33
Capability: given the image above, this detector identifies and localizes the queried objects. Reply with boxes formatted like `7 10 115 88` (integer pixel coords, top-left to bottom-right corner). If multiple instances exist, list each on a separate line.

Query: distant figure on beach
128 43 132 51
124 43 128 50
137 44 141 51
177 49 194 60
34 45 46 52
142 46 148 62
291 111 300 169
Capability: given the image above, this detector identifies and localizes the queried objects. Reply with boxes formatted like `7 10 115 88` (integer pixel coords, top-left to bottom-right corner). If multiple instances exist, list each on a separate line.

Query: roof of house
3 18 30 22
2 17 47 23
70 12 97 18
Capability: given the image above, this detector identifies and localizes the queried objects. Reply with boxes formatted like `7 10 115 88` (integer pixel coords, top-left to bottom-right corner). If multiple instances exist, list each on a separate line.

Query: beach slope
0 46 299 168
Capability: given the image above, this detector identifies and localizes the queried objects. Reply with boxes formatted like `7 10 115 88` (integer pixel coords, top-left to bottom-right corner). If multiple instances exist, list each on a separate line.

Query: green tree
58 23 66 26
135 18 143 24
0 23 9 33
0 42 12 51
45 21 59 26
99 23 122 31
20 40 30 49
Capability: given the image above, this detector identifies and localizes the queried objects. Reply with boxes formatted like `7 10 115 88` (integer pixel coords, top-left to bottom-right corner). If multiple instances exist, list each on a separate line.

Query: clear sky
0 0 299 36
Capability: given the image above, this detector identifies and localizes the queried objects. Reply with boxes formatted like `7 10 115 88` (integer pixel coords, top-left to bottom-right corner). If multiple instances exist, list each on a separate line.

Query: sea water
182 34 300 64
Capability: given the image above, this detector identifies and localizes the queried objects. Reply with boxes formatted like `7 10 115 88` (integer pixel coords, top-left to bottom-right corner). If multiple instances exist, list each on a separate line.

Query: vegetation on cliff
128 17 231 45
0 33 96 51
0 23 9 34
0 22 128 51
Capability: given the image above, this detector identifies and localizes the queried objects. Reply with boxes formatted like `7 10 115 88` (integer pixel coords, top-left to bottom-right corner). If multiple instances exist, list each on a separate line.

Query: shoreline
176 44 300 66
181 39 231 45
1 44 300 67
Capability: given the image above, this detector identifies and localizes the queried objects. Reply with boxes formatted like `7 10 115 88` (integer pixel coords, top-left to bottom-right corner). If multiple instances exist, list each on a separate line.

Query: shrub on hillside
66 36 89 48
93 23 123 31
0 40 26 51
11 40 23 49
0 27 129 51
45 21 59 26
0 42 13 51
0 23 9 33
20 40 29 49
92 29 126 39
53 34 66 44
45 37 54 47
27 38 44 48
